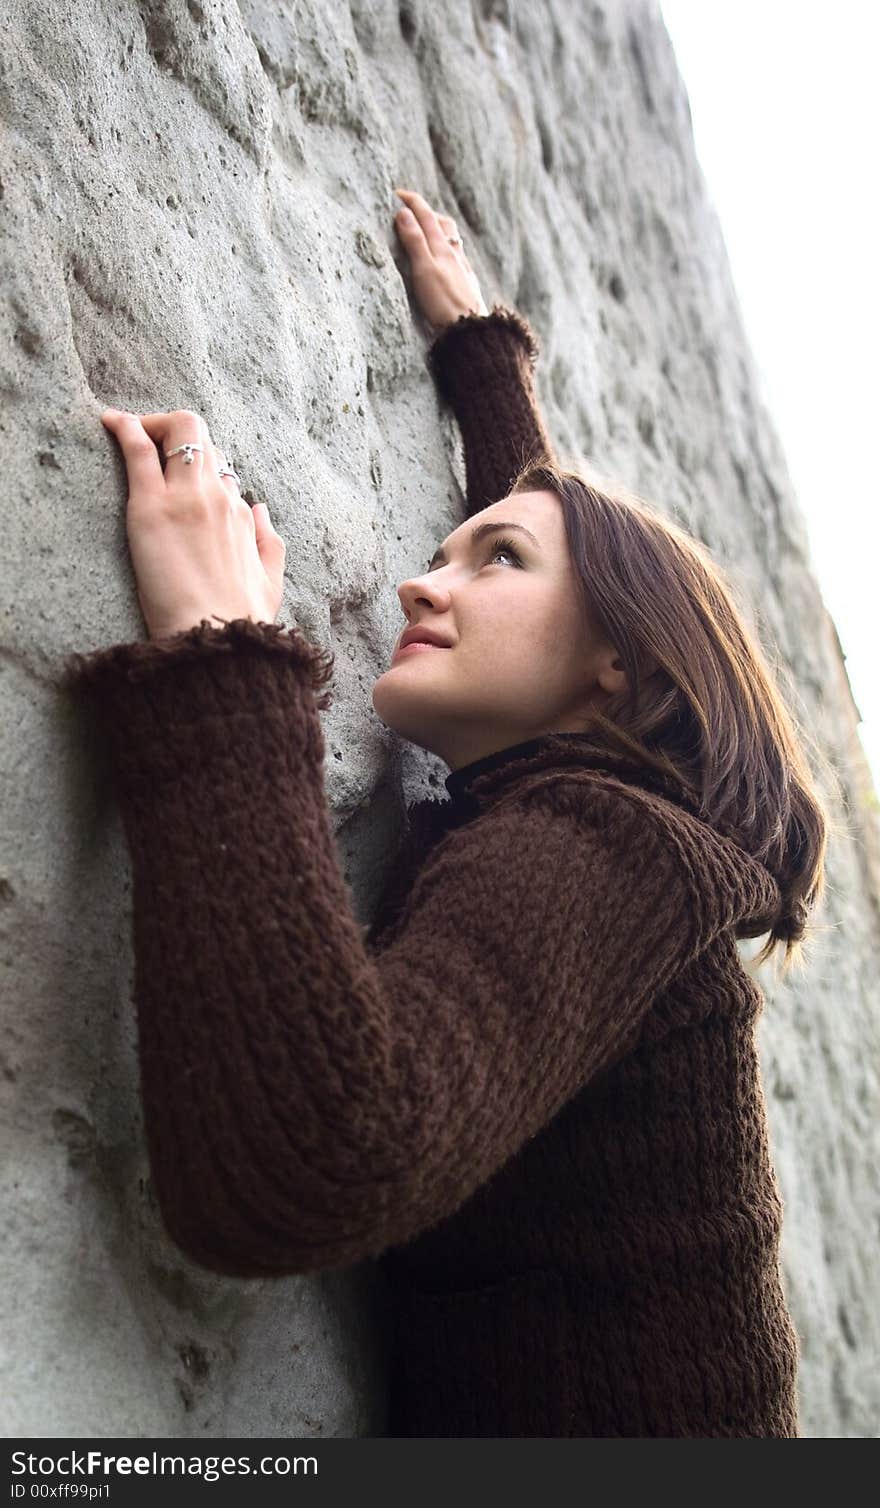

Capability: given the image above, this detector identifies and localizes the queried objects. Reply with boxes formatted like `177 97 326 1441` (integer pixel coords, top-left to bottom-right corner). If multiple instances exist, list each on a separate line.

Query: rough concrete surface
1 0 877 1438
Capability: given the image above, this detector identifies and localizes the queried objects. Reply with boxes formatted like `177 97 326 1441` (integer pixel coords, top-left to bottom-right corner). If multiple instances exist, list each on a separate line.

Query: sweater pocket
383 1267 587 1438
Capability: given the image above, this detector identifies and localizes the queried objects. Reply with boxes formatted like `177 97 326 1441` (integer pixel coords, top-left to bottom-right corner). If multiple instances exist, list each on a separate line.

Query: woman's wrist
428 301 491 338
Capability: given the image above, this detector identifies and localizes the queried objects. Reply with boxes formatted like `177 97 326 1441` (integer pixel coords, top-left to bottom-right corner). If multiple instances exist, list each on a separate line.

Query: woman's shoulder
474 761 701 837
451 763 781 949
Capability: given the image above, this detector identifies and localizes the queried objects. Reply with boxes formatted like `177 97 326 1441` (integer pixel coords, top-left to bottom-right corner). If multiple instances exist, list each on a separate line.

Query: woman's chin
372 675 443 742
373 656 443 698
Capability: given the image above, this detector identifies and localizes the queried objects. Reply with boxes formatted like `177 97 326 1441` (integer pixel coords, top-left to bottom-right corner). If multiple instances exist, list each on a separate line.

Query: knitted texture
61 306 801 1437
378 747 800 1438
425 302 558 514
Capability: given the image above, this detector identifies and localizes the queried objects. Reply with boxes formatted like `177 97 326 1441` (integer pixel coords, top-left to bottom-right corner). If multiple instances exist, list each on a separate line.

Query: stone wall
2 0 877 1437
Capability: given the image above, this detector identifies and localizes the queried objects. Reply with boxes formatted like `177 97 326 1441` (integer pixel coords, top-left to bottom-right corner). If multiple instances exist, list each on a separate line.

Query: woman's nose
398 571 449 614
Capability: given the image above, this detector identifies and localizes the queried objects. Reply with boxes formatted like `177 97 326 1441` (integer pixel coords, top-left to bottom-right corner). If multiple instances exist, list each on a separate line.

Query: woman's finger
213 446 256 536
394 205 430 267
137 409 207 477
101 410 166 493
437 213 467 256
393 188 451 257
214 445 242 495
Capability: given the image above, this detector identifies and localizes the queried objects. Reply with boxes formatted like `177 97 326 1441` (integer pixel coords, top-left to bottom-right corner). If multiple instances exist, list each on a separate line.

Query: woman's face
371 490 627 771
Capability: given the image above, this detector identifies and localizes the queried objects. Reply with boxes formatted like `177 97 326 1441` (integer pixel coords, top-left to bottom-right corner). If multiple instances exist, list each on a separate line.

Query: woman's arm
393 188 557 516
425 303 558 516
62 619 769 1280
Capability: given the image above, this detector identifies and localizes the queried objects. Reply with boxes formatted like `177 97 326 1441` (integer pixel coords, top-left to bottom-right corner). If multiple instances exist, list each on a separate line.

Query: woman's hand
101 408 287 641
393 187 489 334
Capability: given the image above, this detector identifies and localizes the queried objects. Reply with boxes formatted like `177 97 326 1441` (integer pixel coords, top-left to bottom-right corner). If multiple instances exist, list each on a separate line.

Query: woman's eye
486 538 522 567
422 538 522 575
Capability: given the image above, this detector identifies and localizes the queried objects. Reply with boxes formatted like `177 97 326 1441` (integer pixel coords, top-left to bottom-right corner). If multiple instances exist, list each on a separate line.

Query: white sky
659 0 879 790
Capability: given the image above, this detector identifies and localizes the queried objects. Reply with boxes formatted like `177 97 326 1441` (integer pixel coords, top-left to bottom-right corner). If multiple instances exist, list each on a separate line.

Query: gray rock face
2 0 877 1438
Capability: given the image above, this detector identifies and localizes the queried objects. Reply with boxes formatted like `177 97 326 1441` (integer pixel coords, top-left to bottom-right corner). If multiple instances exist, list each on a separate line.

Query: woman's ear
596 648 629 698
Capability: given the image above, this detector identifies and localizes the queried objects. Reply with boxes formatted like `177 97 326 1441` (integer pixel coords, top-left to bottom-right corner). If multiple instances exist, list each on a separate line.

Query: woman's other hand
100 408 287 641
393 187 489 334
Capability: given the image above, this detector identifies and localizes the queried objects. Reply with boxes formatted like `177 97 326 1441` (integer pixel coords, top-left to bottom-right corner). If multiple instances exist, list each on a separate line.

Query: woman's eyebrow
428 520 542 569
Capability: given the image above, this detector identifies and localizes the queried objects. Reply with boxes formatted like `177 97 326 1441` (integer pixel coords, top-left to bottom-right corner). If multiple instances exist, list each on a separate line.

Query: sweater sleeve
61 619 727 1280
424 303 558 516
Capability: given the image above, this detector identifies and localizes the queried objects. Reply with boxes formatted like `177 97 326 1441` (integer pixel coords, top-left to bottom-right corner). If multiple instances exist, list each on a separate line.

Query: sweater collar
444 733 580 802
444 732 710 823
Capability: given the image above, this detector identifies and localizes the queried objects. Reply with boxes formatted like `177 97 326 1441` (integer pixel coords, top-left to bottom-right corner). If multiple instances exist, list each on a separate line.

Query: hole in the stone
399 2 416 45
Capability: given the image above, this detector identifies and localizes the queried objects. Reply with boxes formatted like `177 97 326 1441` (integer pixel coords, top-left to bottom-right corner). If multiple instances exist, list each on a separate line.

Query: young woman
64 188 830 1438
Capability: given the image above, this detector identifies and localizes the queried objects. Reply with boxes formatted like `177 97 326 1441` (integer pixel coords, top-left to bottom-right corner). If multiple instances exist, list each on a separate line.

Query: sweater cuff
62 616 335 701
425 303 541 395
61 616 336 785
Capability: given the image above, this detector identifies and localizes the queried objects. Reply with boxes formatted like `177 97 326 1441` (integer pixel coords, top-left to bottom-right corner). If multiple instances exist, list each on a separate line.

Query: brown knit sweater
62 305 801 1437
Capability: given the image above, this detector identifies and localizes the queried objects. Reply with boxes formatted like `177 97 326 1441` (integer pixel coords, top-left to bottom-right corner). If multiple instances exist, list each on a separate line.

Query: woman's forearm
425 304 558 514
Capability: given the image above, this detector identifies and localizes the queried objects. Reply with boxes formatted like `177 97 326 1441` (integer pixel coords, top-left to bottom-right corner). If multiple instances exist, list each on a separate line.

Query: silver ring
164 441 240 485
164 442 204 465
216 452 240 485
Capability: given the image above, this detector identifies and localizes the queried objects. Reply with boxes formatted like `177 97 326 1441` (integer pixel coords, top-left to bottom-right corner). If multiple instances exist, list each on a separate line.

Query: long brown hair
508 456 840 979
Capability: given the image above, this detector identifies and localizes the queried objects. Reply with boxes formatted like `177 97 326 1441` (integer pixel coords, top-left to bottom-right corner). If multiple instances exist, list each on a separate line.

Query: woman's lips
391 641 451 663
